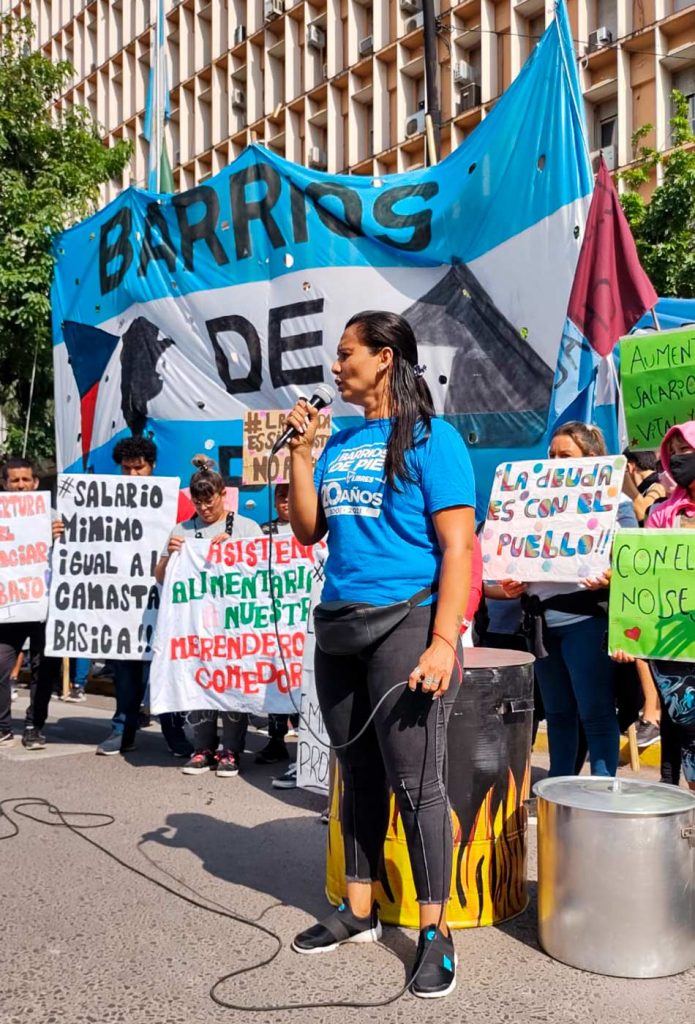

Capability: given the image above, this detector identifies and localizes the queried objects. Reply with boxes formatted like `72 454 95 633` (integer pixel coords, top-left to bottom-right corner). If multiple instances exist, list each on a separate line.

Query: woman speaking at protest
502 423 636 778
285 311 475 998
614 421 695 791
155 457 261 777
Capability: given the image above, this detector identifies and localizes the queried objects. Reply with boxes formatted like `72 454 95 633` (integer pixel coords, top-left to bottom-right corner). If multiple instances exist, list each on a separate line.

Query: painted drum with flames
325 648 535 928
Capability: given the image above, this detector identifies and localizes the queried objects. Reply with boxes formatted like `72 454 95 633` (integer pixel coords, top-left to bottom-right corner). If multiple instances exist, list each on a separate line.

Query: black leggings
315 604 460 905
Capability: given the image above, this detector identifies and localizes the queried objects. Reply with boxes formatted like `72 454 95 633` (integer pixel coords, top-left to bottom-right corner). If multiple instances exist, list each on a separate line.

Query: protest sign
150 535 328 715
480 456 627 582
296 547 329 795
609 529 695 662
620 327 695 449
0 492 52 623
45 474 180 659
242 409 332 485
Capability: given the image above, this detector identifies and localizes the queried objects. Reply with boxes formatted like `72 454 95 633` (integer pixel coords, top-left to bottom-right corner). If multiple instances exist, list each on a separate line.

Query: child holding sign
155 457 262 778
614 421 695 790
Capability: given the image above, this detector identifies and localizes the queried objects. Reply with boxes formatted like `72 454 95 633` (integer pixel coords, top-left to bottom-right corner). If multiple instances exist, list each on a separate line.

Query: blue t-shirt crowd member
286 310 475 1000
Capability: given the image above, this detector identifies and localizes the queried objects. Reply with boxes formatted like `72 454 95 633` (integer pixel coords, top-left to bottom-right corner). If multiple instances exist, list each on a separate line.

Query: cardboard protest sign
45 474 180 659
242 409 332 485
0 492 52 622
296 547 329 795
480 456 627 582
609 529 695 662
621 327 695 450
149 536 327 715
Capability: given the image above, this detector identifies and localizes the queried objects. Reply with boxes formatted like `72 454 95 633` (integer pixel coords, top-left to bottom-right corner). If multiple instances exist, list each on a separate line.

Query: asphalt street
1 692 692 1024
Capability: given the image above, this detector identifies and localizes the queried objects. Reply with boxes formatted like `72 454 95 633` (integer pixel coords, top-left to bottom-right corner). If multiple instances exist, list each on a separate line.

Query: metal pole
22 339 39 458
422 0 441 164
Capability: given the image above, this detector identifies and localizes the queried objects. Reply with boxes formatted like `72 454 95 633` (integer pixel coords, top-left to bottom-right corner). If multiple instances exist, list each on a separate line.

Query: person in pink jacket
642 421 695 789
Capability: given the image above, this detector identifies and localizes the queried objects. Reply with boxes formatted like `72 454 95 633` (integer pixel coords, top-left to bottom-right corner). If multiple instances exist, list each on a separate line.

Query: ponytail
346 310 435 489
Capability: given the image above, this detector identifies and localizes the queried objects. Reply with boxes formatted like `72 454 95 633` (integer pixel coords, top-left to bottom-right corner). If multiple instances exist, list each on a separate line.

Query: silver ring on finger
423 675 437 689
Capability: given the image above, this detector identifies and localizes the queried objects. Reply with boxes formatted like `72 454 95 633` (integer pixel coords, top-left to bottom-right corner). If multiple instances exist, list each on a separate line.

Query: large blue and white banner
52 11 592 501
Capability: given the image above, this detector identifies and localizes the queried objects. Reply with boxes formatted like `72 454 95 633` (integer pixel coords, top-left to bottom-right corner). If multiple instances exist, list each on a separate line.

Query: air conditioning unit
458 83 481 112
264 0 284 22
231 88 246 110
233 25 246 45
399 0 422 13
358 35 373 57
405 13 424 32
405 109 426 137
453 60 476 84
587 25 613 52
308 146 327 169
601 144 617 171
306 24 326 50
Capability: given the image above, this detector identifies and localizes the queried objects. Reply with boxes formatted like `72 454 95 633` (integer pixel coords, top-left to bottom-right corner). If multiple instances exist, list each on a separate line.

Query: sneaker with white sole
409 925 457 999
0 730 14 744
63 686 86 703
271 763 297 789
181 750 217 775
635 720 660 748
96 732 125 756
291 899 381 954
215 750 240 777
22 728 47 750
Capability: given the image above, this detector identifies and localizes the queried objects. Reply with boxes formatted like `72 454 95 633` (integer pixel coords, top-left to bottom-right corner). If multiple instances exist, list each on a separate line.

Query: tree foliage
619 91 695 299
0 15 131 463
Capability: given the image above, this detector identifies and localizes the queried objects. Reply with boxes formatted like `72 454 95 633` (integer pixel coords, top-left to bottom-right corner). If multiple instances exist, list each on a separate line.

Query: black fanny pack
313 584 436 656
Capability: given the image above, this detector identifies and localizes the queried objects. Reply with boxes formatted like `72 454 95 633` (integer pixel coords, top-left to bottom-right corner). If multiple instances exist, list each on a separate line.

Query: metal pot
534 776 695 978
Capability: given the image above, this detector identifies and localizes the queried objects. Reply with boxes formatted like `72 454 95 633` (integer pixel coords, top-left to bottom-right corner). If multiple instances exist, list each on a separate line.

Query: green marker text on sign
620 327 695 450
609 529 695 662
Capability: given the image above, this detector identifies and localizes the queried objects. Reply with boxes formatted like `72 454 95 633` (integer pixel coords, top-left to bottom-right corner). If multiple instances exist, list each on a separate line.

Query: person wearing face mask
614 422 695 791
155 458 263 778
500 423 637 778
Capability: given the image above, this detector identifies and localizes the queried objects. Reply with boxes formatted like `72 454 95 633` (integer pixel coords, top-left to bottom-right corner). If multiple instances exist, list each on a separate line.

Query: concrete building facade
2 0 694 199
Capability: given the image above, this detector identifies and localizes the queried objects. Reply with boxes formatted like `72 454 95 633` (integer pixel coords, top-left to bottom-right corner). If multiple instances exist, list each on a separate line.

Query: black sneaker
271 763 297 789
410 925 457 999
215 750 240 777
635 720 660 748
291 899 381 954
0 730 13 744
22 728 47 750
181 750 216 775
255 738 290 765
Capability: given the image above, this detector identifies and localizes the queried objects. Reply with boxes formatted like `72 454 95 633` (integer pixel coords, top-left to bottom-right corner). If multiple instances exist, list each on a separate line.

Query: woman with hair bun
501 422 637 778
285 310 476 998
156 457 262 778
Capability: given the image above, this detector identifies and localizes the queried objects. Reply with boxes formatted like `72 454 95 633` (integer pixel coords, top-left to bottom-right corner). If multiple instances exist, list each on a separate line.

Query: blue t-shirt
314 417 476 605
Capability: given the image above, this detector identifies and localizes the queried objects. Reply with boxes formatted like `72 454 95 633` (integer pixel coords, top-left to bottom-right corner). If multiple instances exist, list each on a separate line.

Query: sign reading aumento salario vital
150 536 327 715
620 327 695 450
45 474 180 658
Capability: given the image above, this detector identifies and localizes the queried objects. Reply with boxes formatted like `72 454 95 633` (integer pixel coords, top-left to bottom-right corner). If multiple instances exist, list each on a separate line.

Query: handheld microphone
271 384 336 454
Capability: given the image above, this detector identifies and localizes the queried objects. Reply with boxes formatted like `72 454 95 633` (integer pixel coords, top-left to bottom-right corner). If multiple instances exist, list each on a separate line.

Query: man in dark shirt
0 457 62 749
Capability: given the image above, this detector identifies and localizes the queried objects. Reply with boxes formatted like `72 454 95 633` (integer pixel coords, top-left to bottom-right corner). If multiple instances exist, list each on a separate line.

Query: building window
672 68 695 139
599 116 616 149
